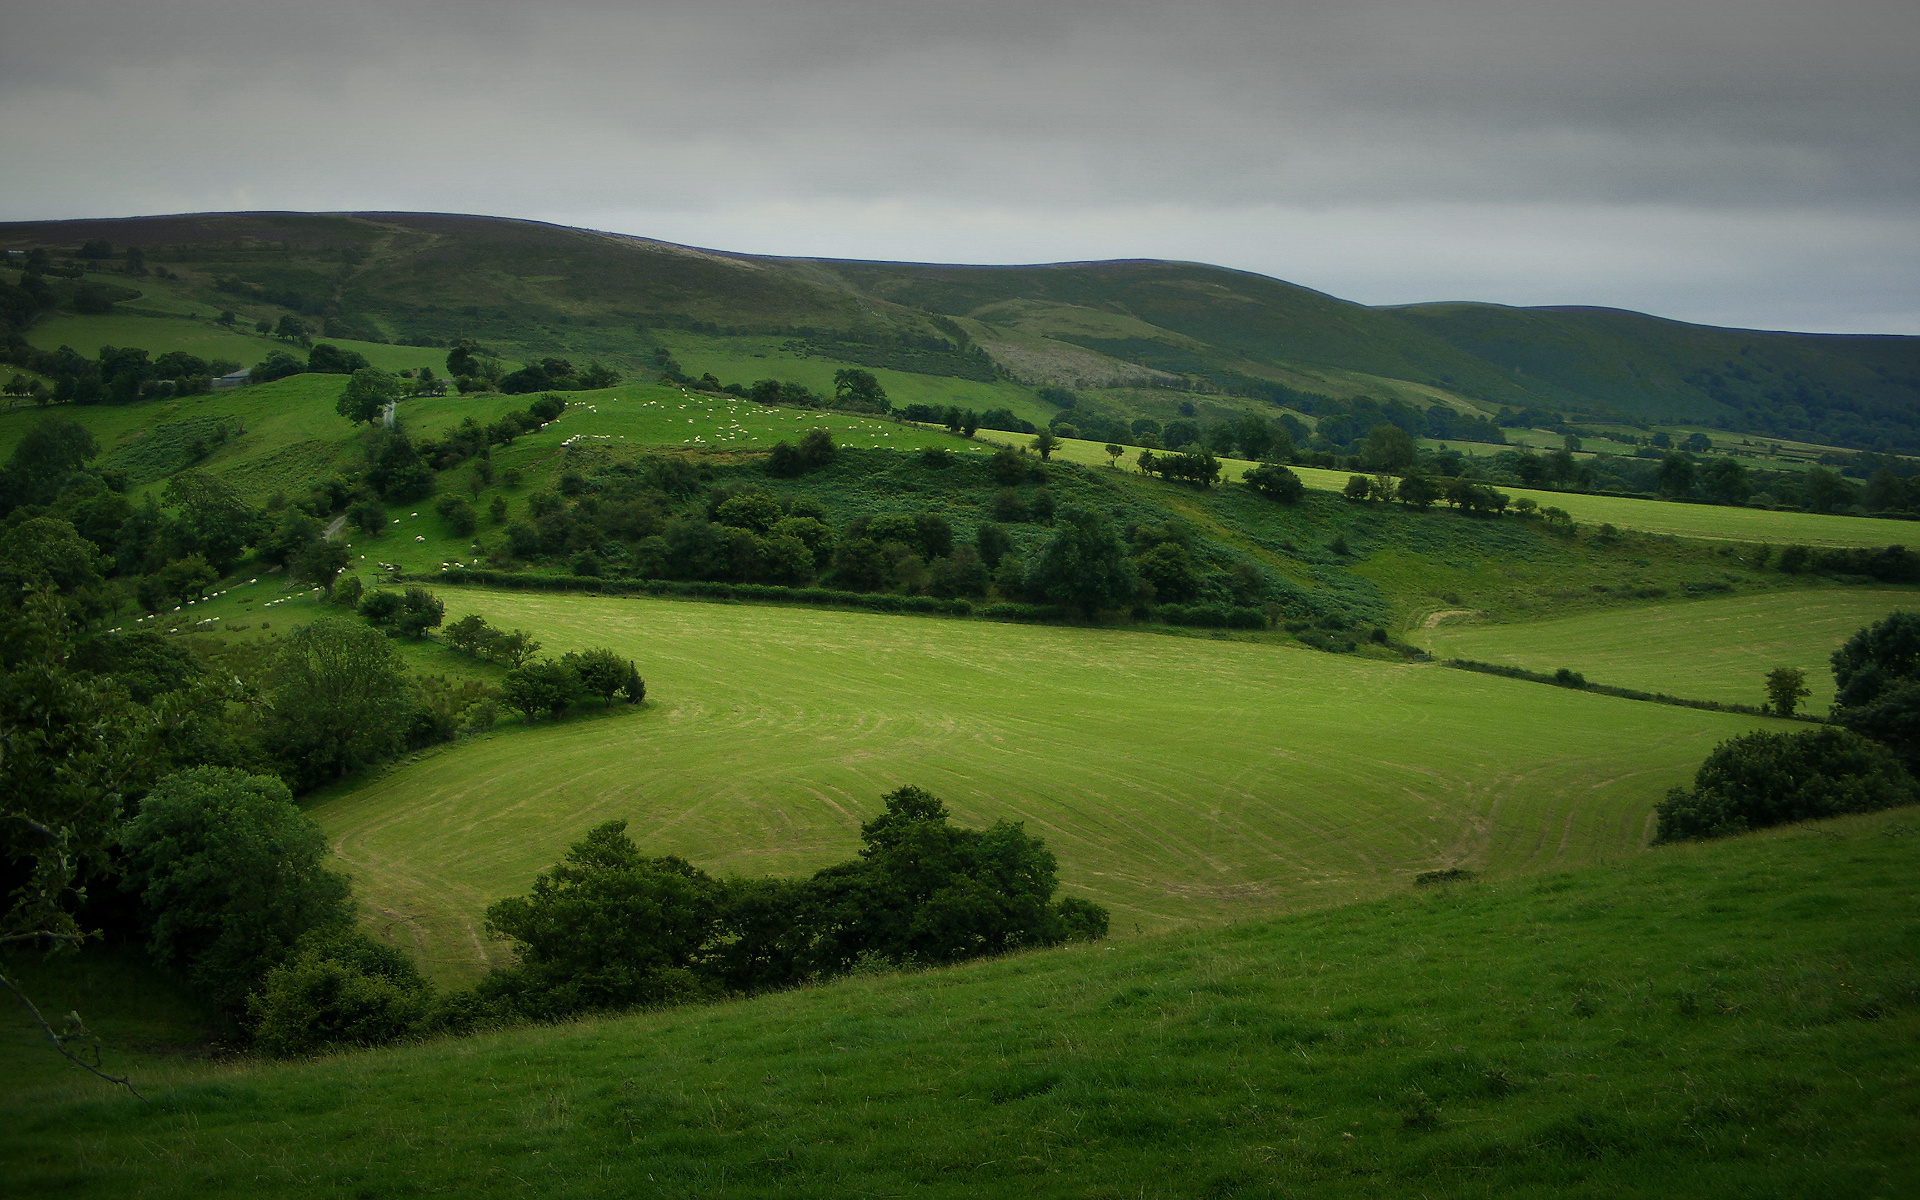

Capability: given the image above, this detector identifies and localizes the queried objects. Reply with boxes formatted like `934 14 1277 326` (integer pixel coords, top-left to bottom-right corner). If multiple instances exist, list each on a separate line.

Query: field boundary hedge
422 569 1271 632
1442 657 1825 721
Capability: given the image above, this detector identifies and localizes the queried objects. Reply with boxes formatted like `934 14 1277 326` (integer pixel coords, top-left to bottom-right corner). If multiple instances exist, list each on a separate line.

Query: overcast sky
3 0 1916 332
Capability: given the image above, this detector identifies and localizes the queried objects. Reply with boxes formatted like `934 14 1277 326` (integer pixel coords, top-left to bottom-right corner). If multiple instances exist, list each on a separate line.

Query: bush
481 821 723 1019
1654 726 1918 842
248 929 432 1057
1243 462 1304 502
120 768 354 1015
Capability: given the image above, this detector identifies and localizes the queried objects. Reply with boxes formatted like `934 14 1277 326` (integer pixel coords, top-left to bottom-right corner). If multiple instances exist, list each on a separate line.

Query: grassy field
294 589 1792 985
1285 465 1920 549
965 431 1918 550
655 330 1058 427
25 308 449 376
1422 589 1916 710
5 806 1915 1197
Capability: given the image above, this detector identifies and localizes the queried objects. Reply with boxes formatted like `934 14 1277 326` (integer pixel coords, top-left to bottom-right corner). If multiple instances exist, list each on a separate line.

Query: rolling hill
5 211 1919 448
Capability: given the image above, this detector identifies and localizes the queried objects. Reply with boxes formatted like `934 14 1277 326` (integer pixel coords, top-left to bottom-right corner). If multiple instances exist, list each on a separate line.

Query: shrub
1654 726 1918 842
248 929 432 1057
1243 463 1304 502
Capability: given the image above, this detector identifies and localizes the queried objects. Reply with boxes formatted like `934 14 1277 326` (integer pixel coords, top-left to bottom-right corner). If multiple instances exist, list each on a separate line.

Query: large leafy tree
336 367 400 425
482 821 722 1017
120 767 353 1015
1026 507 1137 617
1830 610 1920 770
262 616 410 787
0 592 175 1086
161 471 263 573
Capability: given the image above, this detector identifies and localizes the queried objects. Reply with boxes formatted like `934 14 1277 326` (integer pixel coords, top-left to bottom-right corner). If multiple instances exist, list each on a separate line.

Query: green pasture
657 330 1056 427
1286 465 1920 548
6 807 1915 1197
24 309 448 376
303 590 1787 985
1422 588 1916 710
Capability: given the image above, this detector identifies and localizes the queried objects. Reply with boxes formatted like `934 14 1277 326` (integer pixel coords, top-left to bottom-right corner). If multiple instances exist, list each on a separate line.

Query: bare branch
0 967 145 1101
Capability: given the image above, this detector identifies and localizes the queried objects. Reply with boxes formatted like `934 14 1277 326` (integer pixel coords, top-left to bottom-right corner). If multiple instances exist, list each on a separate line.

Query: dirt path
1423 608 1472 630
323 513 348 541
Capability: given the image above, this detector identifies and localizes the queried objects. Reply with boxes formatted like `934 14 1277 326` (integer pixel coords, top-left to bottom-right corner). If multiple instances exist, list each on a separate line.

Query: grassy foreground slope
1425 590 1918 710
309 591 1788 984
7 809 1917 1198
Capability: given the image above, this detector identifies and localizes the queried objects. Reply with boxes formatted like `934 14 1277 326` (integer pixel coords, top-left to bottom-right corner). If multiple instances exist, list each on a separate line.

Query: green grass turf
1420 588 1917 711
5 807 1915 1197
295 589 1794 986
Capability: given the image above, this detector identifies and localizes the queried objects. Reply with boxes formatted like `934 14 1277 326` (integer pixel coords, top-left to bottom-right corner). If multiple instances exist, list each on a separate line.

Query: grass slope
301 590 1790 984
1422 589 1916 710
6 808 1916 1197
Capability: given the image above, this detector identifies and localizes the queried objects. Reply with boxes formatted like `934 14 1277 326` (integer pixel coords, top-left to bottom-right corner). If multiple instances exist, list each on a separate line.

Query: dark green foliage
250 350 304 382
1831 611 1920 769
292 538 350 590
367 435 433 502
1766 667 1810 718
476 788 1107 1018
974 522 1012 568
434 493 477 536
1395 473 1439 509
248 928 432 1057
1026 508 1137 616
1655 727 1917 841
1242 462 1304 502
120 767 354 1015
347 498 385 536
335 367 399 424
832 368 888 411
502 658 580 721
0 592 171 976
564 646 636 706
263 617 410 787
482 821 723 1018
161 471 263 573
357 589 403 625
393 586 444 638
306 343 371 375
1361 425 1416 473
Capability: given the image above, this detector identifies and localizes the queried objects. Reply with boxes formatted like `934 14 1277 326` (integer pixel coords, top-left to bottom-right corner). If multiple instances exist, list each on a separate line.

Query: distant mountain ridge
4 211 1918 450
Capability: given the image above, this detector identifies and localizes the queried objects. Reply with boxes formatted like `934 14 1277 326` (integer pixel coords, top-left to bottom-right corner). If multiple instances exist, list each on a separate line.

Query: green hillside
1390 302 1920 445
5 212 1916 451
6 807 1915 1197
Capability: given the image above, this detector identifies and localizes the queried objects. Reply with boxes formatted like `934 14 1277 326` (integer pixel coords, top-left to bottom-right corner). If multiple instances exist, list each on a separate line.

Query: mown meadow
1424 588 1920 711
5 807 1915 1198
295 589 1791 985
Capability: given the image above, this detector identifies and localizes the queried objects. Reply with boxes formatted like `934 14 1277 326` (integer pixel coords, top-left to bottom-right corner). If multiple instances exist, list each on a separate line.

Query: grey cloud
1 0 1916 330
